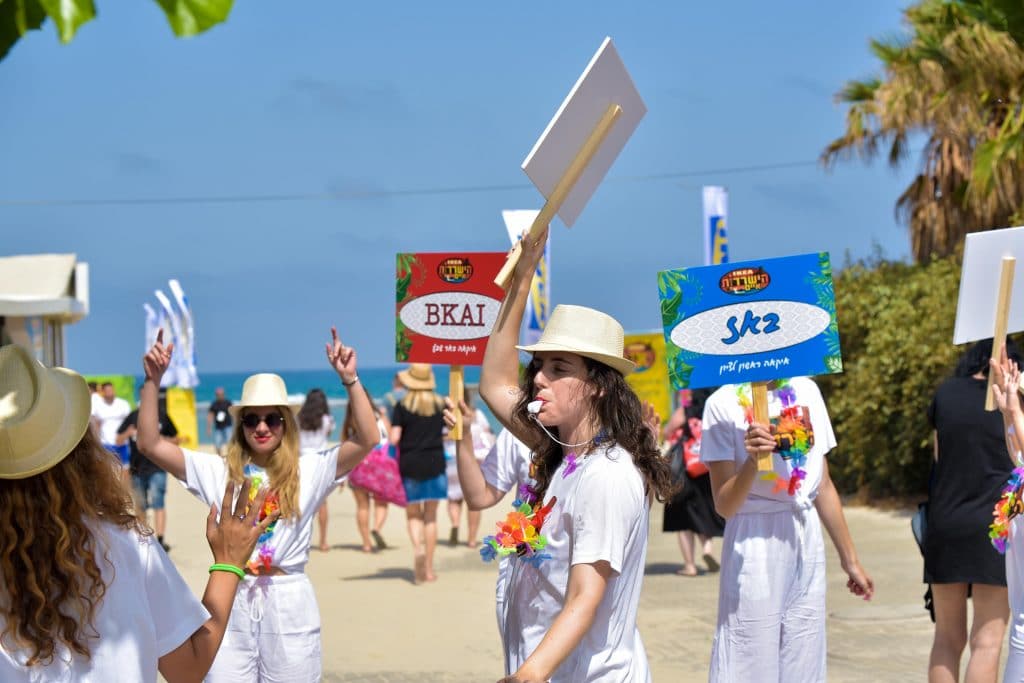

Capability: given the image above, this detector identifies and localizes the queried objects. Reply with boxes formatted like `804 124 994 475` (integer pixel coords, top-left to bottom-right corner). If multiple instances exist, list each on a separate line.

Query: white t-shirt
91 396 131 445
503 443 651 682
470 410 497 460
181 447 345 573
480 430 534 611
0 524 209 682
299 414 335 452
701 376 836 514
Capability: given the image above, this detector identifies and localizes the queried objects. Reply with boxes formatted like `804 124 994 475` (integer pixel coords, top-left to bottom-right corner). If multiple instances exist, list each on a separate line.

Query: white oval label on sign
670 300 830 356
400 292 502 341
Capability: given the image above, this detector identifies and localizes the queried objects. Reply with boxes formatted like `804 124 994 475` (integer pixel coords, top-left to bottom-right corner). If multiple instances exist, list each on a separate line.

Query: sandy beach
158 448 966 682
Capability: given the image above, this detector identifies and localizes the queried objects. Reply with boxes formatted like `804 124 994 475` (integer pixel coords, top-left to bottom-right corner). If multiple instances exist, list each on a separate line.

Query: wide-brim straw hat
516 304 636 376
0 345 92 480
228 373 294 418
397 363 436 391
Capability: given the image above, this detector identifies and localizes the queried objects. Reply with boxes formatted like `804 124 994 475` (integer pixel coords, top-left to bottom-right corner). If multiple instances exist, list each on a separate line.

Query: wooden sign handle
449 365 465 441
494 103 623 289
751 381 774 472
986 256 1016 411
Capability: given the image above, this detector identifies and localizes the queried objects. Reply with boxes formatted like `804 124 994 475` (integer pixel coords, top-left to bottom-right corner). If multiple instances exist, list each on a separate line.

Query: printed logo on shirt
768 405 814 458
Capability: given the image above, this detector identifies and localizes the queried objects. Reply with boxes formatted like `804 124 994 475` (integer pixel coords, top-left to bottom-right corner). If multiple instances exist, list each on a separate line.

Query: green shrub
818 250 972 498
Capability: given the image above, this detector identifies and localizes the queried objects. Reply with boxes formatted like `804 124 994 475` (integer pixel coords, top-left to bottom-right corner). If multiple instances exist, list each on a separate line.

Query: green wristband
209 563 245 579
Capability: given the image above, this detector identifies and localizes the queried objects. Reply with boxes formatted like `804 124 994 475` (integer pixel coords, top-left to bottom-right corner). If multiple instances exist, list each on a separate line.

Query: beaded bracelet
209 563 245 579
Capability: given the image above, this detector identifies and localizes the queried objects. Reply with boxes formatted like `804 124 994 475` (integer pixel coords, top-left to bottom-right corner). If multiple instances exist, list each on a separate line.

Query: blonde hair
399 389 444 417
226 407 301 519
0 428 146 666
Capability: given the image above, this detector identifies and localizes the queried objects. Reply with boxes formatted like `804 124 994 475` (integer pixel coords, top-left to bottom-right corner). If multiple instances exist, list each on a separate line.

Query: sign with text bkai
396 252 507 366
658 252 842 389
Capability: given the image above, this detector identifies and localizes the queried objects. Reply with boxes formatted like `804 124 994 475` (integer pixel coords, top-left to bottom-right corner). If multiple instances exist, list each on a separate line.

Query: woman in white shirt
298 388 337 551
0 344 276 683
478 229 675 682
137 327 378 682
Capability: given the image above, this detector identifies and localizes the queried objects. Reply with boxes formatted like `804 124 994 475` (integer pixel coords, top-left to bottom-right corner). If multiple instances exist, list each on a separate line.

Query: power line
0 158 821 208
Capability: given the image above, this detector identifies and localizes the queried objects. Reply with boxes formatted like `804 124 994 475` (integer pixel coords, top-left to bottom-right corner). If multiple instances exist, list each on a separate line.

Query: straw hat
228 373 293 418
397 363 436 391
516 304 636 376
0 345 92 480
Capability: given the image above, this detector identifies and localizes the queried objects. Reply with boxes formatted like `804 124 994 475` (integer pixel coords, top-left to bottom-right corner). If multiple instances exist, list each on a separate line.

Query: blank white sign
954 226 1024 344
522 37 646 228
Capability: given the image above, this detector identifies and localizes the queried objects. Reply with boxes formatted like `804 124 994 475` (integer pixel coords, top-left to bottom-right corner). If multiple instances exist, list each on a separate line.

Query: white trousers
709 507 827 683
206 573 322 683
1005 518 1024 681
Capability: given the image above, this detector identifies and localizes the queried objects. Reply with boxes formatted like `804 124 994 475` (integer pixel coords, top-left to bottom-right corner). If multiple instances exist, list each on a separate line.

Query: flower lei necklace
990 467 1024 553
736 379 810 497
243 463 282 573
479 432 607 567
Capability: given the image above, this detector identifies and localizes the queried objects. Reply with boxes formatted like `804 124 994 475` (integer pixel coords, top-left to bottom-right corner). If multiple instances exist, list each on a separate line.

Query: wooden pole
986 256 1016 411
751 381 774 472
449 365 465 441
494 103 623 289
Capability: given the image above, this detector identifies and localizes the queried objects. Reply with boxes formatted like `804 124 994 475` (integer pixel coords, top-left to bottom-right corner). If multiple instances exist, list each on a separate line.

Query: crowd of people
9 227 1024 681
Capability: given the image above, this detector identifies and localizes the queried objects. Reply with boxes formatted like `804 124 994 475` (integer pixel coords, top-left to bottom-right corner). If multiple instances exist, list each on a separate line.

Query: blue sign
658 252 842 389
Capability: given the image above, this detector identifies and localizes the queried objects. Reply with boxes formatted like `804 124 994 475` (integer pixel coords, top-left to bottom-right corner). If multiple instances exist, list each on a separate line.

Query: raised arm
443 399 506 510
138 331 186 480
159 480 279 682
992 349 1024 464
480 226 549 436
325 327 378 478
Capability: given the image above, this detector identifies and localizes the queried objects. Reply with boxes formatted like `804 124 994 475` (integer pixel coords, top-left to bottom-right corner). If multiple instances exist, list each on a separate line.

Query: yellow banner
165 387 198 450
623 331 672 427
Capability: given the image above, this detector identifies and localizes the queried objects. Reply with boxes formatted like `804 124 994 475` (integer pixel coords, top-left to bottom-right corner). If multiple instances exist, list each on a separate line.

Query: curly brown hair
0 427 146 667
513 356 678 504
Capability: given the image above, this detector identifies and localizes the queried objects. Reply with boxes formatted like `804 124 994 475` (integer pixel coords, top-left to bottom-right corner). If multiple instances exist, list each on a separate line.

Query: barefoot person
137 329 377 681
702 377 874 681
0 344 276 681
479 227 674 682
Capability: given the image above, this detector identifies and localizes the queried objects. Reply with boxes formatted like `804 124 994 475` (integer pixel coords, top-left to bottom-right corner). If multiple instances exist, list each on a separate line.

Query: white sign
399 292 503 341
670 301 831 356
522 37 646 228
953 226 1024 344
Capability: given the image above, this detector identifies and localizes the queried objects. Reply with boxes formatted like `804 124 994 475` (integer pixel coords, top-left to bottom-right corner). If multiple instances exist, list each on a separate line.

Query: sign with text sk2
396 252 507 365
658 252 842 389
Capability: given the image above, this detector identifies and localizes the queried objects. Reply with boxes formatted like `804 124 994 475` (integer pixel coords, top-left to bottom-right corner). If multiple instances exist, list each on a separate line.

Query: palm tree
823 0 1024 262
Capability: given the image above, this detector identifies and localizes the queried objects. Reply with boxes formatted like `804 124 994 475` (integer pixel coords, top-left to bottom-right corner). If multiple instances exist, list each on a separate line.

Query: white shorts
206 573 322 683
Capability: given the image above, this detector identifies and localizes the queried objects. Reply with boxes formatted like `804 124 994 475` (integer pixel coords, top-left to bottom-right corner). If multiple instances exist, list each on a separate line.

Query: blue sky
1 0 919 374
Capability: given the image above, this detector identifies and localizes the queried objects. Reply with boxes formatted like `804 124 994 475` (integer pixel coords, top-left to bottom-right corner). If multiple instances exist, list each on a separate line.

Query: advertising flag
703 186 729 266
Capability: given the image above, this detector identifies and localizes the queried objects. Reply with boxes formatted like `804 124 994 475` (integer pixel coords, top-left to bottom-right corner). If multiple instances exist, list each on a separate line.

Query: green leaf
36 0 94 44
153 0 233 37
0 0 47 60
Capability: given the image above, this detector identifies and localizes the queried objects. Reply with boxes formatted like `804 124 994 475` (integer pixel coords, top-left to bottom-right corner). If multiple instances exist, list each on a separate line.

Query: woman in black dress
926 339 1020 682
663 404 725 576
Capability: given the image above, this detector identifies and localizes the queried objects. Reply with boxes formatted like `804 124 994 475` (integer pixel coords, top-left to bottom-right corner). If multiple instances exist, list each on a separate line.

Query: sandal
371 530 387 550
703 553 720 573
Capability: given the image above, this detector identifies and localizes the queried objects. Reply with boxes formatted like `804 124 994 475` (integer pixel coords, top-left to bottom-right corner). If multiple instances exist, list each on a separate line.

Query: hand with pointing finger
143 329 174 384
325 326 358 385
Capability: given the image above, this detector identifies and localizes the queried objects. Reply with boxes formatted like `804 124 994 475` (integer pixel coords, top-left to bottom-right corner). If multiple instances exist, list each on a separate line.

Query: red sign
396 252 507 365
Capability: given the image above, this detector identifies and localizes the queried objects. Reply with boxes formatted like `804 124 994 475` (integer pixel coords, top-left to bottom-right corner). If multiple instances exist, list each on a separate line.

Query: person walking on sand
137 328 378 682
390 363 447 584
298 388 336 552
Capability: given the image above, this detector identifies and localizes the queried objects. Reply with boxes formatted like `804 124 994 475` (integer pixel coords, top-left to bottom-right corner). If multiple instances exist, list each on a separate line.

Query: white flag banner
702 186 729 265
167 279 198 388
144 303 160 349
502 210 550 347
154 289 186 388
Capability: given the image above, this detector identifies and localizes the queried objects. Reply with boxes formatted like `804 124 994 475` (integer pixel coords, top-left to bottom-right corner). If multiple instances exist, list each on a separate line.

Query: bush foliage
818 250 989 498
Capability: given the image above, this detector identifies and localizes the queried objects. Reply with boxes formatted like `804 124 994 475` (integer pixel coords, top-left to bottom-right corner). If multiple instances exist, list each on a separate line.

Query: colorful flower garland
736 379 810 497
243 463 281 573
990 466 1024 554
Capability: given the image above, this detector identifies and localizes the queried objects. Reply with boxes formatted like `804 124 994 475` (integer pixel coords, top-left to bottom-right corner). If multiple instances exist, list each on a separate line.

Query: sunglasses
241 412 285 430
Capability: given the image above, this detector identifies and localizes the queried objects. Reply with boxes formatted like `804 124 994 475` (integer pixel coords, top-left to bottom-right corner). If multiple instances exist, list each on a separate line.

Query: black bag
667 440 687 484
911 501 927 554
